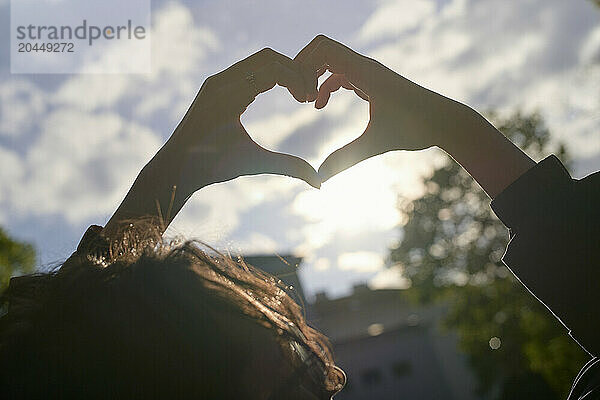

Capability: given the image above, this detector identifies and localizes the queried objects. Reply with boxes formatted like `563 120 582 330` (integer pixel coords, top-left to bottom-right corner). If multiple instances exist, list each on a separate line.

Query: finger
256 149 321 189
315 73 346 109
341 77 369 102
253 60 306 103
296 36 352 102
294 35 326 64
299 64 319 102
295 37 324 101
298 62 328 103
317 132 380 182
352 86 370 102
218 48 309 101
213 59 306 114
295 35 372 94
315 73 369 109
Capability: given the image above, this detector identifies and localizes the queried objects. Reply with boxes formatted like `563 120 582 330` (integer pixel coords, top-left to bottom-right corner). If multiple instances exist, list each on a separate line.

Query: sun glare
292 158 401 234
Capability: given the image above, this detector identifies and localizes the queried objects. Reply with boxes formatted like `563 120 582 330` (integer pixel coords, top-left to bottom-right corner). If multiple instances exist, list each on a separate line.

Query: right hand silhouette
296 35 462 182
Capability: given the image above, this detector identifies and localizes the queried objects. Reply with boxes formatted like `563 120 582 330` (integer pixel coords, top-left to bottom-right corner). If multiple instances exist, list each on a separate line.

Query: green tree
390 112 587 399
0 227 36 292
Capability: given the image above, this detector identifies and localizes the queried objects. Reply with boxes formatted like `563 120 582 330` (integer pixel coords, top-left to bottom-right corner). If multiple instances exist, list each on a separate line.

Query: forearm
103 135 195 238
439 104 536 198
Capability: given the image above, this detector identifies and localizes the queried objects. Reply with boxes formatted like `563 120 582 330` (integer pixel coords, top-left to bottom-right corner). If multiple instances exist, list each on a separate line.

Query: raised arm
103 48 320 238
296 35 600 379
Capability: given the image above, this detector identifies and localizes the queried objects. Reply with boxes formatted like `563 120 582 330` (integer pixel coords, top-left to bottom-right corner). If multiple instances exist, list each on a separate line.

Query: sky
1 0 599 299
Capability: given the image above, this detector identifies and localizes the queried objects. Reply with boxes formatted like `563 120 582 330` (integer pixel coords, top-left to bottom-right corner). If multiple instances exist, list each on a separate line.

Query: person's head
0 222 345 399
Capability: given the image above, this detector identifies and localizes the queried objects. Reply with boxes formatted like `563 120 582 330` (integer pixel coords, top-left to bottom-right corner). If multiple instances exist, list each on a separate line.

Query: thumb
318 130 380 182
257 149 321 189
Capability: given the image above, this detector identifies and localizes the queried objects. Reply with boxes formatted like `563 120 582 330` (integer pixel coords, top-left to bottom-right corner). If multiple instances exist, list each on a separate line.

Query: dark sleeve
490 155 600 356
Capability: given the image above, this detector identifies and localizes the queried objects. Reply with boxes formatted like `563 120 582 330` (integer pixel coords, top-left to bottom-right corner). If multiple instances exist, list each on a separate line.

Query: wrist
142 142 194 200
436 102 480 160
398 80 474 153
435 105 535 198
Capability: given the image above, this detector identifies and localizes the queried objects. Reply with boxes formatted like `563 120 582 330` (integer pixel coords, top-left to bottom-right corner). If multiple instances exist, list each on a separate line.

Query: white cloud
369 263 412 290
580 25 600 65
168 175 302 244
0 2 221 227
313 257 331 271
309 99 368 163
358 0 436 44
147 4 219 79
11 109 161 223
0 79 46 137
53 74 130 111
243 88 360 156
337 251 384 272
244 106 321 150
228 232 279 255
360 0 600 160
53 2 219 112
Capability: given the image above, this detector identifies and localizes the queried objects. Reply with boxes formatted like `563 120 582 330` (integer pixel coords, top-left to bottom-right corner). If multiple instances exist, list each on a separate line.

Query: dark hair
0 221 344 399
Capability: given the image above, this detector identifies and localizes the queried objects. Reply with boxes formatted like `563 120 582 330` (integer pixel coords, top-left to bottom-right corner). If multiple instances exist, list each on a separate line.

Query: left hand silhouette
294 35 458 182
160 47 321 196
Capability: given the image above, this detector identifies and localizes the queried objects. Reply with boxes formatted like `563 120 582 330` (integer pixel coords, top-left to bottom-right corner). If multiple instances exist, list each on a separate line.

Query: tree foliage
390 112 587 399
0 227 36 292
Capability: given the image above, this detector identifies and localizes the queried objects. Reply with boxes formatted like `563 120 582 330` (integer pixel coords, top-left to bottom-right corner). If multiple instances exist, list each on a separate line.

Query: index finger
214 48 310 101
295 35 373 93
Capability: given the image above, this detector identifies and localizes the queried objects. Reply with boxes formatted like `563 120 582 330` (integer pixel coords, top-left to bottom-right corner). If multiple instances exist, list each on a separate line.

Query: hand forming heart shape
295 35 457 182
106 35 521 238
164 35 455 197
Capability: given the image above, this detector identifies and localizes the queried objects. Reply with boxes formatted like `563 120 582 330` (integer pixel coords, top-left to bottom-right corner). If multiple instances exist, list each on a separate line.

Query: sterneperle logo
15 19 147 46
